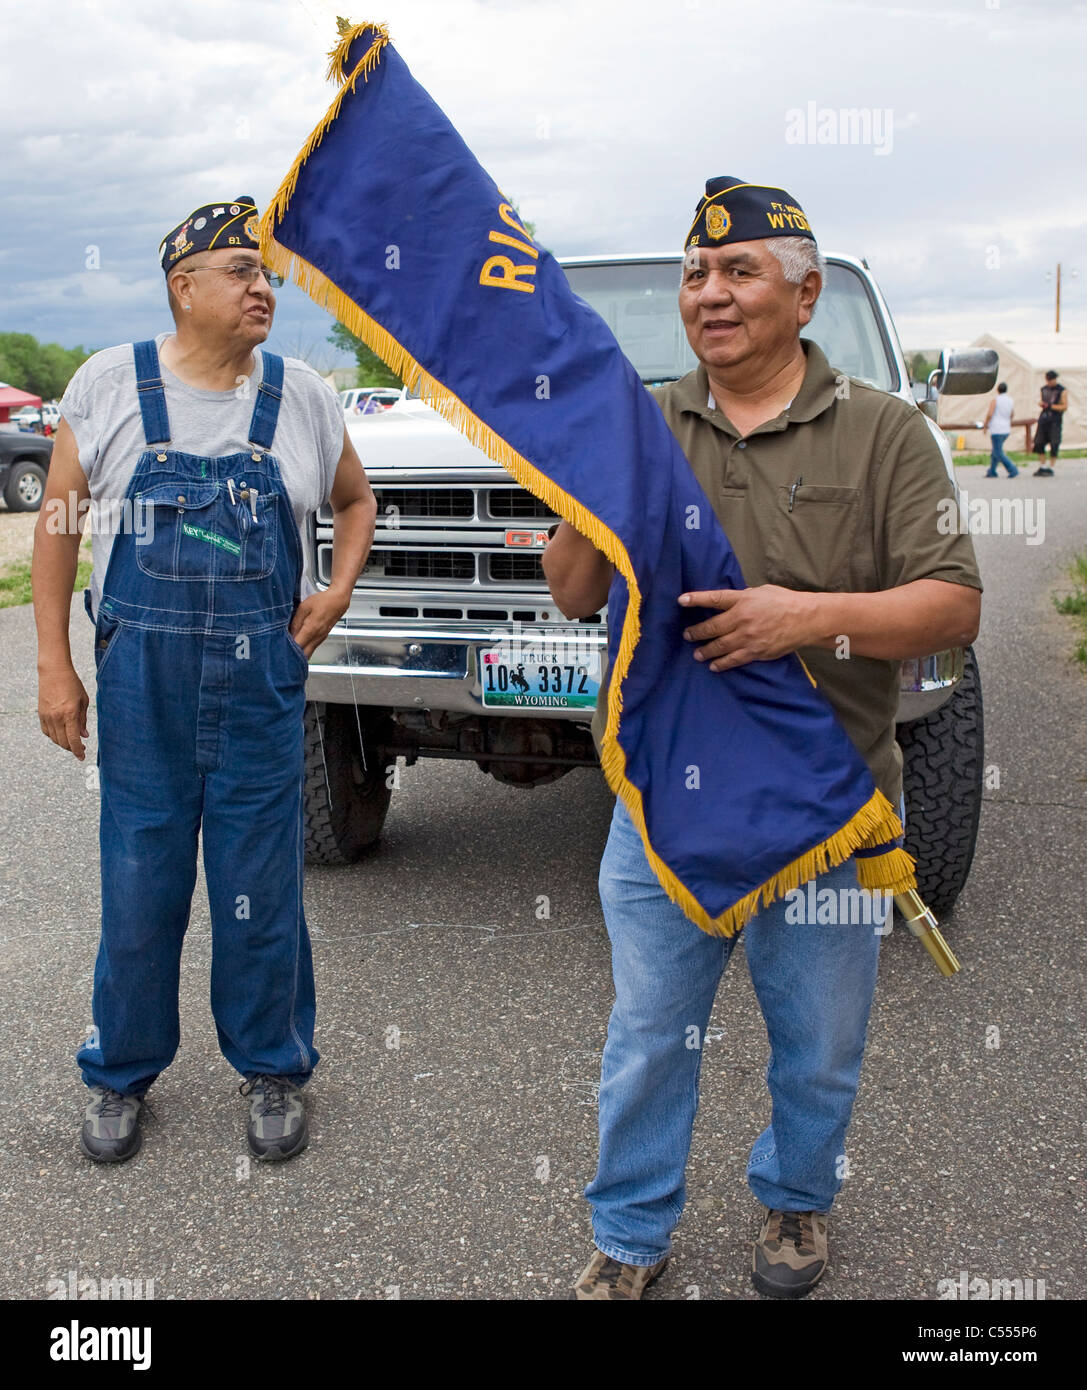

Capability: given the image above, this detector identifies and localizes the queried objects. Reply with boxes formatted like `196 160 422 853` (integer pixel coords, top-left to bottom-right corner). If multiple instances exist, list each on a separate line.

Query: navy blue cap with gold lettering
159 195 261 273
685 177 815 250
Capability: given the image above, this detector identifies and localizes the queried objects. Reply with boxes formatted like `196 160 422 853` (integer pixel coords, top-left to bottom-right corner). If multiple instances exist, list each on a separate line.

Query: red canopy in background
0 384 43 424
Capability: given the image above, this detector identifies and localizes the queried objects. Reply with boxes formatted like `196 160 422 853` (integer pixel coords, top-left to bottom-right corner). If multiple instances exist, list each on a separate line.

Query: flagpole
894 890 961 976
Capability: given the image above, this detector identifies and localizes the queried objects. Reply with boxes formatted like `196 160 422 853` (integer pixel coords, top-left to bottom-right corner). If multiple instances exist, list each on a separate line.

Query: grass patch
0 556 92 610
1054 552 1087 668
954 448 1087 467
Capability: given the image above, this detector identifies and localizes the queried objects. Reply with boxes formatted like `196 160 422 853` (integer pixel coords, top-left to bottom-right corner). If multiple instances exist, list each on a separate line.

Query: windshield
561 258 898 392
809 262 898 390
563 262 693 386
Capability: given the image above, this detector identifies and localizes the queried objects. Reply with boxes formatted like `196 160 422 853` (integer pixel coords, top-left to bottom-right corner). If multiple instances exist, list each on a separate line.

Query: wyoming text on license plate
480 644 600 710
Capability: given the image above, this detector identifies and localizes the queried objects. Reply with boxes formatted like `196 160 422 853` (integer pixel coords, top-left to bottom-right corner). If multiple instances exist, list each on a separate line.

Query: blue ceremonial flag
261 21 915 936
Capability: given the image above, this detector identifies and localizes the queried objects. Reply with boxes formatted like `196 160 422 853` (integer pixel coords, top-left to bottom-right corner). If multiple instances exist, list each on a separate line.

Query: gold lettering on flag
479 202 539 293
479 257 537 292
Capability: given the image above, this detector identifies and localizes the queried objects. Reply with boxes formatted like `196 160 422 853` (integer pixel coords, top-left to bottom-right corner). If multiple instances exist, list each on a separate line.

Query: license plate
479 643 600 710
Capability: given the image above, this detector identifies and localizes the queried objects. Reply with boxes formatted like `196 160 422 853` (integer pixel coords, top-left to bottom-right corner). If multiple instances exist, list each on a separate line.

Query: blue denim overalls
77 340 318 1095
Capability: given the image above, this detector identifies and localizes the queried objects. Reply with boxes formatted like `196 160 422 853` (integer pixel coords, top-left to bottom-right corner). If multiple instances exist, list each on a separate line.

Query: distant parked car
12 404 60 433
340 387 404 417
0 430 52 510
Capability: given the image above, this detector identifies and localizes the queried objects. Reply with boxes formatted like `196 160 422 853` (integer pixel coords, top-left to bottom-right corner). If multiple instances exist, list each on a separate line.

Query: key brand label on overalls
181 523 242 556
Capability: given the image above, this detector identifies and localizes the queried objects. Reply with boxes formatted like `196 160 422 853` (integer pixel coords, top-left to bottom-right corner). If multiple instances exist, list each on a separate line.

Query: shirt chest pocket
762 484 862 592
134 481 279 583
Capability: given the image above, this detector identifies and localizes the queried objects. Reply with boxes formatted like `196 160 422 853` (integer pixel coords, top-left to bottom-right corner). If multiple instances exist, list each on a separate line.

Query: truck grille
488 554 544 582
363 549 476 581
316 483 558 592
314 481 573 616
361 484 559 526
375 487 474 520
486 491 553 521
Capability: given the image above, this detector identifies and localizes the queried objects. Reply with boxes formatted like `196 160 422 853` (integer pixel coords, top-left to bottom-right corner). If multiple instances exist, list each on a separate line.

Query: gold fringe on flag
266 21 390 227
856 846 917 894
260 20 915 938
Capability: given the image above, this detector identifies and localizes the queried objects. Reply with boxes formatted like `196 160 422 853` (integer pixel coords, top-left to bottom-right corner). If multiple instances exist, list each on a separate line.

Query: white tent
937 332 1087 452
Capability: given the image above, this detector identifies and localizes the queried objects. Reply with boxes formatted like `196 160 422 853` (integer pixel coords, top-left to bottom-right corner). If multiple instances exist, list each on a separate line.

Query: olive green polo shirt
590 339 982 807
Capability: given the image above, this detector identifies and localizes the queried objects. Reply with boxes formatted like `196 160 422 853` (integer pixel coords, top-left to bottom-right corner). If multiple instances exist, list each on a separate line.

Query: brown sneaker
568 1249 669 1300
752 1208 828 1299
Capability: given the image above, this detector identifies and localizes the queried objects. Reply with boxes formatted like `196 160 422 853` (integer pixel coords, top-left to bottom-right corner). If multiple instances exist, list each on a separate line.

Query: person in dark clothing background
1033 369 1068 476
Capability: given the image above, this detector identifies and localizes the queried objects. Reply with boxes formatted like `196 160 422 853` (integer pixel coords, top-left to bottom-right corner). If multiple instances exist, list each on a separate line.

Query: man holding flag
545 181 981 1299
260 24 981 1300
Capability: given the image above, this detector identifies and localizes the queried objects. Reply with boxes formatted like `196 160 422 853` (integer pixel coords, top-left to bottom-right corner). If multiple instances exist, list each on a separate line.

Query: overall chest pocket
134 481 279 582
763 484 862 592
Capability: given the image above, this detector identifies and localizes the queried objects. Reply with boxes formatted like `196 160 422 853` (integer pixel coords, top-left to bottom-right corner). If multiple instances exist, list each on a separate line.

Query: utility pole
1046 263 1076 331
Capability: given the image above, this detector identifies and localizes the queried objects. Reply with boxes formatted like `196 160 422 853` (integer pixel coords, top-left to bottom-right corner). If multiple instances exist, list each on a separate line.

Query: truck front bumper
896 649 964 721
304 621 607 720
306 623 964 724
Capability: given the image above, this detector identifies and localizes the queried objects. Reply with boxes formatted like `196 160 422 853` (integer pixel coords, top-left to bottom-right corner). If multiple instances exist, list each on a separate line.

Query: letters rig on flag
261 21 917 937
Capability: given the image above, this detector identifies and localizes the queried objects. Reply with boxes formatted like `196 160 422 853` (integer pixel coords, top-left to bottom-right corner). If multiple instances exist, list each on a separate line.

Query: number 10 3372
479 645 600 710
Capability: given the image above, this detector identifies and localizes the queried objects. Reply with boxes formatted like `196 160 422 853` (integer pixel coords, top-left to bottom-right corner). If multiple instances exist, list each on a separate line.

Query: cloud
2 0 1085 358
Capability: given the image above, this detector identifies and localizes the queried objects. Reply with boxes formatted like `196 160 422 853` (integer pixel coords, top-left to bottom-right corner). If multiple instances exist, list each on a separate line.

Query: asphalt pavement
1 463 1084 1301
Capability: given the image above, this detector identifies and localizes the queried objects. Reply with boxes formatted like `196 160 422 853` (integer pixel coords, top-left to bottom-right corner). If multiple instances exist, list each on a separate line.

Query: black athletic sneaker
1033 466 1055 476
80 1087 143 1163
240 1076 308 1161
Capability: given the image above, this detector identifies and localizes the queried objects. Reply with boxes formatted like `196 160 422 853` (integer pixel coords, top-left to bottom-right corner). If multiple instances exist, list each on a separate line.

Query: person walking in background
983 382 1018 477
1033 369 1067 477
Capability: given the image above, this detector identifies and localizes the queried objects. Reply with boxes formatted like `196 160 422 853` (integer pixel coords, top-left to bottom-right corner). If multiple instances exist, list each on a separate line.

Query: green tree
0 333 39 391
0 333 91 399
907 351 937 385
326 320 402 388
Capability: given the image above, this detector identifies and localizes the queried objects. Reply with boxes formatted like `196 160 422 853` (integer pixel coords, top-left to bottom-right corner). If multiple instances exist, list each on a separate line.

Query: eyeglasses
184 263 284 288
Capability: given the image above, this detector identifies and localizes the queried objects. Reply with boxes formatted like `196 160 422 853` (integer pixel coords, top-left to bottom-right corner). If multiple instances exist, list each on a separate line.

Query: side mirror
927 347 1000 397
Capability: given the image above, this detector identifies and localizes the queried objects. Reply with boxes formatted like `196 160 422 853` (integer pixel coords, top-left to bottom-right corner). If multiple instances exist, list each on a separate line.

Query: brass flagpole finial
336 15 354 35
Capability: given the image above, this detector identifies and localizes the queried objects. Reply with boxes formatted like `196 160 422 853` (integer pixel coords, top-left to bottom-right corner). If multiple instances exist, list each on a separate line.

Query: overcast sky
2 0 1084 370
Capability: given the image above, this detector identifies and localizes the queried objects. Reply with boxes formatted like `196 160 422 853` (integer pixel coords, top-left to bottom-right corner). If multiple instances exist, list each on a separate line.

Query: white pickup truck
301 253 996 915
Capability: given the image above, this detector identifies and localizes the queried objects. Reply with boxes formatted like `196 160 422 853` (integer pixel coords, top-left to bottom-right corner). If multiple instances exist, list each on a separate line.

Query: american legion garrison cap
685 177 815 250
159 196 261 272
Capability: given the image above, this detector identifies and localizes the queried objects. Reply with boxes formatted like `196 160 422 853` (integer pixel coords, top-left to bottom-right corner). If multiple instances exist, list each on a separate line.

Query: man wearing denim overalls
33 197 376 1164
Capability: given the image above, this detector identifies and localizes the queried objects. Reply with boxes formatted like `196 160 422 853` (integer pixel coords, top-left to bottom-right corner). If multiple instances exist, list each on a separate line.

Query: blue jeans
987 434 1018 476
585 798 887 1265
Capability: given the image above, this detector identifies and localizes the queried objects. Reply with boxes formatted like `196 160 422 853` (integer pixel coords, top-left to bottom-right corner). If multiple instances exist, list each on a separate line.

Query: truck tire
302 702 393 865
4 460 48 511
896 645 984 918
